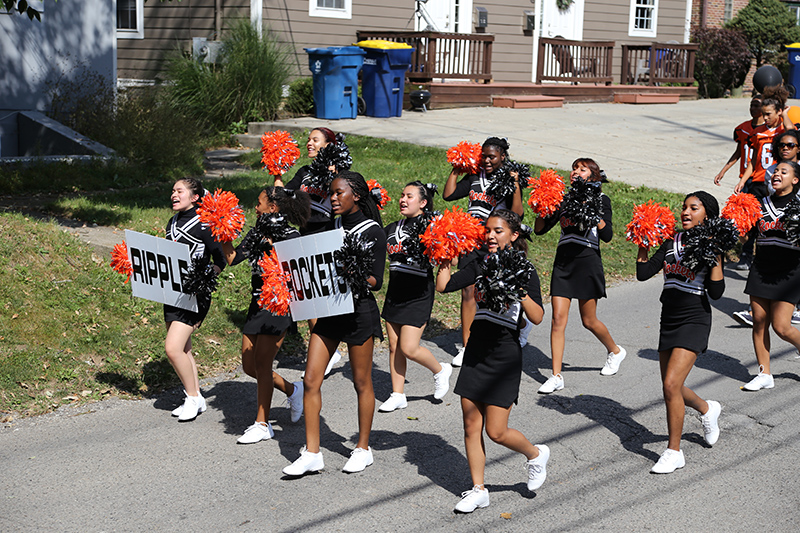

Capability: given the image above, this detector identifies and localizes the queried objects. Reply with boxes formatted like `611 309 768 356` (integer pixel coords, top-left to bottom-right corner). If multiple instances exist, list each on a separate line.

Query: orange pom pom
257 250 292 316
420 206 484 264
625 200 676 248
110 241 133 283
197 189 246 242
527 169 566 218
721 192 763 236
446 141 482 174
261 130 301 176
367 179 391 209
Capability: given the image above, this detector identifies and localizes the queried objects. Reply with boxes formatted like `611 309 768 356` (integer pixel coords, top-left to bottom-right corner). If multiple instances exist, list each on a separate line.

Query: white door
414 0 473 33
541 0 584 40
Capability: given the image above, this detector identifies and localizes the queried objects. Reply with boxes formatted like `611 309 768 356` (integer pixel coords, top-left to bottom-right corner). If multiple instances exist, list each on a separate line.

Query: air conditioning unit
192 37 225 64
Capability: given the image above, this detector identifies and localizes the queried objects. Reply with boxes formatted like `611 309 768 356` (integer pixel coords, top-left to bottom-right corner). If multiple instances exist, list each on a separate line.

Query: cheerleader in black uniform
283 171 387 476
379 181 453 413
742 161 800 391
534 158 625 394
636 191 724 474
221 187 311 444
443 137 525 366
164 178 226 422
436 210 549 513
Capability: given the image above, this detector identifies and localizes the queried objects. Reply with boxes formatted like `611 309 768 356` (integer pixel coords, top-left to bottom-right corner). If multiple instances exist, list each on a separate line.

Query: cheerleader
221 187 311 443
165 178 226 421
279 126 344 374
283 171 387 476
436 209 548 513
534 158 625 394
742 161 800 391
379 181 452 413
636 191 725 474
443 137 525 366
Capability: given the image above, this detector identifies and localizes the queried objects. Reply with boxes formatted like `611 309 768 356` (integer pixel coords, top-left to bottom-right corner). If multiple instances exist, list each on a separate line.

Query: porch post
532 0 542 83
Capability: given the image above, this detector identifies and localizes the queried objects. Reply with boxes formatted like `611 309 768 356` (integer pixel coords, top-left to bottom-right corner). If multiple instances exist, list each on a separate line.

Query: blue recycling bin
786 43 800 98
360 46 414 118
305 46 366 120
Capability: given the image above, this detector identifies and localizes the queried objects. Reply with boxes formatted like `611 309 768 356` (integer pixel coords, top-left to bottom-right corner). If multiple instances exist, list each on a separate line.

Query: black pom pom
305 141 353 191
681 218 738 272
561 179 603 231
780 196 800 245
507 160 532 188
388 214 432 266
239 212 292 271
182 255 219 302
334 232 375 301
485 162 518 200
474 247 534 313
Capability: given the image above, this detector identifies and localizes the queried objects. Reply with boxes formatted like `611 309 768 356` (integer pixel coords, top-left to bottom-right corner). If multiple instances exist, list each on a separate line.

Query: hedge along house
117 1 698 105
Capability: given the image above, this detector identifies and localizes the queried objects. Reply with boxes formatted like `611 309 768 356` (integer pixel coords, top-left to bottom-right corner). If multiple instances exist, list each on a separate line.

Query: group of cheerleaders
159 109 800 512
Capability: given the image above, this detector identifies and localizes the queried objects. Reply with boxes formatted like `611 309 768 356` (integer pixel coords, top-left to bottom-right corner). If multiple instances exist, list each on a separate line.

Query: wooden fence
536 37 614 85
621 43 699 86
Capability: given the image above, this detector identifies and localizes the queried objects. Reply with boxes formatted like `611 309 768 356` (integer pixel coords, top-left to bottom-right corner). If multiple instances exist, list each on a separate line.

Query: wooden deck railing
355 31 494 83
537 37 614 85
621 43 699 86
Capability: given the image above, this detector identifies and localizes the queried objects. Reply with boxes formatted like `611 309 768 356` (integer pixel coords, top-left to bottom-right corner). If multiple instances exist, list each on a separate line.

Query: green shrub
284 77 314 116
726 0 800 68
167 20 292 133
692 27 752 99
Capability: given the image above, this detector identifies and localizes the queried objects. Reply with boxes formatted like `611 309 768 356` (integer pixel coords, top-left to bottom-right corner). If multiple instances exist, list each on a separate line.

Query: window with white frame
309 0 352 19
117 0 144 39
789 4 800 25
628 0 658 38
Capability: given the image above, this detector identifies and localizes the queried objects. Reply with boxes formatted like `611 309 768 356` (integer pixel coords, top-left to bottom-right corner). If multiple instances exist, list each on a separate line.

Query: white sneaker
378 392 407 413
302 349 343 379
237 421 274 444
454 485 490 513
537 373 564 394
743 365 774 391
600 346 627 376
452 346 465 367
342 447 373 473
732 310 753 327
433 363 453 400
519 318 534 348
526 444 550 491
650 448 685 474
793 308 800 325
171 390 206 417
286 381 304 423
700 400 721 446
177 394 204 421
283 446 324 476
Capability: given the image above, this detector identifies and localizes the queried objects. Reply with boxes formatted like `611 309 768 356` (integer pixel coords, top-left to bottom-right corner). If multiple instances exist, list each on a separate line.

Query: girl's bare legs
578 298 620 354
659 348 706 451
766 299 800 370
484 404 539 460
241 333 284 423
386 322 442 393
273 371 295 398
751 296 772 373
302 333 338 453
348 338 376 450
165 321 200 396
461 397 487 488
549 296 571 375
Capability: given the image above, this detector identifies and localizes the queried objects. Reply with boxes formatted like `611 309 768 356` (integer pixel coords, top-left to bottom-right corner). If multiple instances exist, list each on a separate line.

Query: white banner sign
125 230 198 312
272 229 353 321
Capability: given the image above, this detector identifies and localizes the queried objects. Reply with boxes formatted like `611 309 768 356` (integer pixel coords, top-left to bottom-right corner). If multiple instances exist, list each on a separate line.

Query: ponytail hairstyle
571 158 603 182
338 170 383 225
482 137 510 157
762 85 789 113
178 177 205 206
488 208 528 254
264 186 312 227
405 180 438 214
312 127 336 144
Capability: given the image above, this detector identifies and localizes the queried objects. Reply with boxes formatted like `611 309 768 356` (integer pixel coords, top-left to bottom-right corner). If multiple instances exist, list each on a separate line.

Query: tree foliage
726 0 800 68
692 27 753 98
3 0 45 21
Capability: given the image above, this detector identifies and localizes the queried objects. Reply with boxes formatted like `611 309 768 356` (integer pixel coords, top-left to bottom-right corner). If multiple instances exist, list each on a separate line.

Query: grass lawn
1 132 688 418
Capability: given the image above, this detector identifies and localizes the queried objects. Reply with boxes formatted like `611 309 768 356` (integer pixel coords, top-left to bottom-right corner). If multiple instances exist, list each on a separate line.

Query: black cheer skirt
242 296 292 336
745 246 800 303
313 295 383 345
550 244 606 300
164 297 211 328
381 271 435 328
657 290 711 354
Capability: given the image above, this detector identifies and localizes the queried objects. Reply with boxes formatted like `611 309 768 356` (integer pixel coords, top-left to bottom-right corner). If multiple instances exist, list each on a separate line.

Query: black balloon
334 232 375 301
681 218 738 272
780 196 800 244
753 65 782 94
182 255 219 302
475 247 534 313
561 179 603 231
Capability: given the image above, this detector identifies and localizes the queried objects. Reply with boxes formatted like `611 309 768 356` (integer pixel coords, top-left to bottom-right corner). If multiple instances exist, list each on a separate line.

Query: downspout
684 0 693 43
700 0 707 29
532 0 541 82
215 0 223 40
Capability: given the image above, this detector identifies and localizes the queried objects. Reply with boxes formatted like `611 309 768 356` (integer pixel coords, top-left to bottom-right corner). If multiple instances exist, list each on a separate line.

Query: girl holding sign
221 187 311 444
283 171 387 476
165 178 226 422
379 181 452 412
